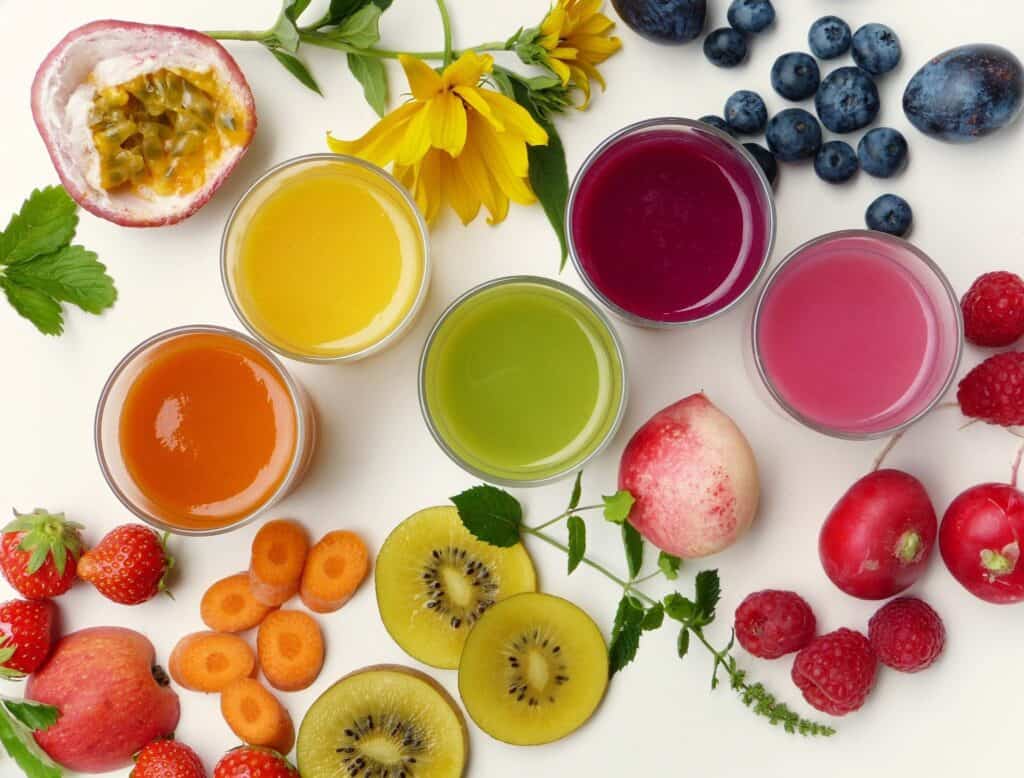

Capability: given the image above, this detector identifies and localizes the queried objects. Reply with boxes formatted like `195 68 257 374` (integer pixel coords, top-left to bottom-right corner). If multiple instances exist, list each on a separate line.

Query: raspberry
961 271 1024 347
868 597 945 673
734 590 816 659
957 351 1024 427
791 628 877 716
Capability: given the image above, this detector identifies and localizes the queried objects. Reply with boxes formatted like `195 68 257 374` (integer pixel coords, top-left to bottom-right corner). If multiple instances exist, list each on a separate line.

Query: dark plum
699 115 735 137
766 108 822 162
611 0 706 44
816 66 880 133
852 23 902 76
866 194 913 237
727 0 774 34
771 52 820 101
809 16 851 60
743 143 778 187
903 44 1024 143
814 141 858 184
724 90 768 134
704 28 748 68
858 128 909 178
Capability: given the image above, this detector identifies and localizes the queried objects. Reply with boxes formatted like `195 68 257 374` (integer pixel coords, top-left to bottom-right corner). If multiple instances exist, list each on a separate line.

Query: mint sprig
0 697 61 778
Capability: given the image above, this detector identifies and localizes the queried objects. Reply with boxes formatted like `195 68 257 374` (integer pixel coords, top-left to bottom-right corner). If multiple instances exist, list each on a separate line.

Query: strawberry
132 738 206 778
213 747 297 778
77 525 174 605
0 509 84 599
0 598 57 677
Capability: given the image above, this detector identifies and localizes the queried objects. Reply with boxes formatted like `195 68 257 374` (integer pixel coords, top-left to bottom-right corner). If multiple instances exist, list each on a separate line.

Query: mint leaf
1 279 63 335
332 4 382 47
566 515 585 575
0 187 77 266
0 699 61 778
451 485 522 548
677 627 690 658
347 53 389 117
568 471 582 511
658 551 682 580
608 595 644 676
641 603 664 631
602 491 634 525
622 522 644 579
695 570 721 624
663 592 696 623
1 700 59 732
6 245 116 315
268 48 323 95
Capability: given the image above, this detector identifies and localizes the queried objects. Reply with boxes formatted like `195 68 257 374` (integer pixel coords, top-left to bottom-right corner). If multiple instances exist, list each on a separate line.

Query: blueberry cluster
703 0 774 68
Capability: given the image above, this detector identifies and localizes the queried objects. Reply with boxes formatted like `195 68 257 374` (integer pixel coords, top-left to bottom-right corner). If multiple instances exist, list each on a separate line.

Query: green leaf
268 48 323 95
641 603 664 631
326 0 390 25
663 592 696 623
332 4 383 48
0 187 77 266
0 700 61 778
490 68 515 98
284 0 313 21
347 53 389 117
601 491 634 525
1 279 63 335
695 570 721 623
608 595 644 676
622 522 644 579
270 4 301 53
451 485 523 548
677 627 691 658
1 700 59 733
6 245 116 315
658 551 682 580
568 472 582 511
566 515 585 575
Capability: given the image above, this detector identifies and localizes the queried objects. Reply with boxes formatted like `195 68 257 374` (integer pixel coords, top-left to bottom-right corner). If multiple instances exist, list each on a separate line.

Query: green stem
529 504 603 532
435 0 454 66
204 29 271 42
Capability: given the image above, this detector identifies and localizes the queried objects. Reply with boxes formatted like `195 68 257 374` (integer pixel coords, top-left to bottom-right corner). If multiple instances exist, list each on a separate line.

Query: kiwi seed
420 546 499 630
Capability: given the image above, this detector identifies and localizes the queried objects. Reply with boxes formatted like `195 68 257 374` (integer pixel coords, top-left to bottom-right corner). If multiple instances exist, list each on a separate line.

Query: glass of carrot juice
95 325 316 535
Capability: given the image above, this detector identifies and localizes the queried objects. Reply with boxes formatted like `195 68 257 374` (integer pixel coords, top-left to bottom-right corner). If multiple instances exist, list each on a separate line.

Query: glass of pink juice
567 118 775 326
753 231 963 439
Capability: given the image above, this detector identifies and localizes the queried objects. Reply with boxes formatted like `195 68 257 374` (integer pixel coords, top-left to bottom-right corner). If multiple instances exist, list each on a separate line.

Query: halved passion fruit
31 20 256 227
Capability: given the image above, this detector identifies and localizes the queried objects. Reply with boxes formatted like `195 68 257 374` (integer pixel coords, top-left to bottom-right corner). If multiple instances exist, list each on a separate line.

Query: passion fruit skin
32 20 257 227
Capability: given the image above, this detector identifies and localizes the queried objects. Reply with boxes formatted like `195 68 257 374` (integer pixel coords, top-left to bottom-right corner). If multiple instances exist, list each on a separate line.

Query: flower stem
529 504 603 532
435 0 454 66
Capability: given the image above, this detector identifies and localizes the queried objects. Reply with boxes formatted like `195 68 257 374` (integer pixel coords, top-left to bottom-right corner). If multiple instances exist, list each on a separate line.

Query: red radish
819 469 937 600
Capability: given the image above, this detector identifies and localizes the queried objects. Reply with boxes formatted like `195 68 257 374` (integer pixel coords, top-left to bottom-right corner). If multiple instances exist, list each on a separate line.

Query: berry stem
873 402 961 471
1011 442 1024 488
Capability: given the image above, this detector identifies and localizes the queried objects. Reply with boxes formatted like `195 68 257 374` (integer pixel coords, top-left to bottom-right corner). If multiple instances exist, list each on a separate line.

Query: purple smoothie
569 123 773 324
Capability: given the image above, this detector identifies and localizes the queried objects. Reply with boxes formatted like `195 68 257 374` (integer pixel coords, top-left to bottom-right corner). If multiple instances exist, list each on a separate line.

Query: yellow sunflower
537 0 622 107
327 52 548 225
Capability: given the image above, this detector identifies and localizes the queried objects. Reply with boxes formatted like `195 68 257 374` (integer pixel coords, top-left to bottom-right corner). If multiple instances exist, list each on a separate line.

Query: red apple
26 627 179 773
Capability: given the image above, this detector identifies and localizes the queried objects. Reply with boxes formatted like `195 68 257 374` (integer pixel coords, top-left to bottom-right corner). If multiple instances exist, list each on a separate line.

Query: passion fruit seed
421 547 499 630
89 68 246 197
335 713 428 778
504 628 570 708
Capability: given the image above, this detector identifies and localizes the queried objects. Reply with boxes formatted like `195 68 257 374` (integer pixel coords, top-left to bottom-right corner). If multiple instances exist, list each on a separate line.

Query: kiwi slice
376 506 536 669
458 592 608 746
297 664 467 778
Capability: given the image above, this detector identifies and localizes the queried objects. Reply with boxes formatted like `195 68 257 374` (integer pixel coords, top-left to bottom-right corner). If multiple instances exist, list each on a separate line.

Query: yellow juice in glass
224 155 428 361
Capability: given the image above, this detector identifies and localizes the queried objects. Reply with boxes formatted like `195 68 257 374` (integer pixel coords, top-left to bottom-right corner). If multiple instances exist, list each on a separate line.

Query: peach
619 393 760 558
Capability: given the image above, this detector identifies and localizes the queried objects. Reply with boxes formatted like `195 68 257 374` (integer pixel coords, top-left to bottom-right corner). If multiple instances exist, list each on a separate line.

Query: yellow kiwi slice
297 664 467 778
458 592 608 746
375 506 537 669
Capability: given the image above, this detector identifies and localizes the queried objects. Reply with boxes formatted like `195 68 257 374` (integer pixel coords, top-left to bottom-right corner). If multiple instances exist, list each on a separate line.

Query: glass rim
565 116 778 329
94 324 310 536
418 275 629 487
750 229 965 441
220 152 432 364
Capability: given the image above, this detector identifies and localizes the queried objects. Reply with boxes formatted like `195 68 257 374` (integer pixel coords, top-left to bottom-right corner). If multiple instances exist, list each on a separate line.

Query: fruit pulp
118 331 297 529
422 280 624 483
756 233 960 435
228 158 425 359
570 126 772 323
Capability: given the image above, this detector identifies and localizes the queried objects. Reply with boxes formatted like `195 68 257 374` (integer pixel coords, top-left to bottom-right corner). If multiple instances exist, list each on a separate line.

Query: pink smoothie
569 124 773 324
755 233 961 436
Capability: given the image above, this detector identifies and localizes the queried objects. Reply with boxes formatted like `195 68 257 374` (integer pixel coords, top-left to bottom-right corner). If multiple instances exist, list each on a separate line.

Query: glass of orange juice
95 325 316 535
221 154 430 362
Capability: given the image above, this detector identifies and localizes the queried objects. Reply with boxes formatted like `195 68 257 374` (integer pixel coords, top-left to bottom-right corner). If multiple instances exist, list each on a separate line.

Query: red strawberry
957 351 1024 427
0 599 57 677
132 738 206 778
961 271 1024 347
0 509 84 599
77 525 174 605
213 747 297 778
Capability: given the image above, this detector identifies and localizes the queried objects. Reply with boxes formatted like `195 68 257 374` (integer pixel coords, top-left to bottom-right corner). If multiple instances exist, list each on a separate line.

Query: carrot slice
220 677 295 755
201 572 274 632
299 530 370 613
169 631 256 693
249 519 310 607
257 609 324 692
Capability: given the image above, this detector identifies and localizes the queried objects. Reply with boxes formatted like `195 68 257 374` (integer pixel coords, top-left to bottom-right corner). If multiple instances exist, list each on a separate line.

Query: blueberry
699 115 735 136
766 108 822 161
771 52 821 101
858 128 908 178
743 142 778 186
611 0 707 44
852 23 901 76
808 16 851 60
903 44 1024 143
866 194 913 237
724 90 768 134
727 0 774 34
703 28 748 68
815 67 881 133
814 141 859 183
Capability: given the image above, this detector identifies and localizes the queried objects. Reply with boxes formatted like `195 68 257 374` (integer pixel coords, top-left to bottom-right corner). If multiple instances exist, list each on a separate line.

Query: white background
1 0 1023 775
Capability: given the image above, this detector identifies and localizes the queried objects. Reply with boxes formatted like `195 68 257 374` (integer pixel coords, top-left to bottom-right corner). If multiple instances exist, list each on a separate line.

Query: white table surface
1 1 1023 775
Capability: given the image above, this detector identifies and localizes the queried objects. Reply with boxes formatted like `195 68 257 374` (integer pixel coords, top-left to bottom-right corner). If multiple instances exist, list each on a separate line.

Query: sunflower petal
326 102 421 166
453 135 502 223
442 151 482 225
570 34 622 61
540 7 567 40
576 13 615 35
548 57 572 85
426 92 468 157
470 114 536 206
400 55 444 100
396 104 435 166
454 86 504 132
407 149 443 223
442 51 493 89
569 65 594 108
479 91 549 146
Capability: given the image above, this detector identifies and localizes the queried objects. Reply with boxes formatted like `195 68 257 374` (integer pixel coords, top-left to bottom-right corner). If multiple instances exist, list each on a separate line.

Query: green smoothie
421 277 625 484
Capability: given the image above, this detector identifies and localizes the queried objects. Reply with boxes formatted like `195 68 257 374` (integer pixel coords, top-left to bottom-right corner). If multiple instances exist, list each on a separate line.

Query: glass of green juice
419 276 627 486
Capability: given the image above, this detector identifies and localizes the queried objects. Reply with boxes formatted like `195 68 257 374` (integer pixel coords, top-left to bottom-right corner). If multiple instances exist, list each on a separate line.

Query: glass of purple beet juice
567 118 776 327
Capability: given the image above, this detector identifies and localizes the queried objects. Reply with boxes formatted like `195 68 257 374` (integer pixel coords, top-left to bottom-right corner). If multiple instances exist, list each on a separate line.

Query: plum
819 470 937 600
611 0 706 44
619 394 760 559
903 44 1023 143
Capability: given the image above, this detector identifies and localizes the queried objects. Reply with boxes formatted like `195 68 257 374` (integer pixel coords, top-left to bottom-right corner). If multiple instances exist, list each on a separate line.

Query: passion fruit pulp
32 20 256 227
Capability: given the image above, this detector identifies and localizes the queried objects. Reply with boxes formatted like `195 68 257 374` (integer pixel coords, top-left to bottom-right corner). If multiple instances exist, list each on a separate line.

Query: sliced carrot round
300 530 370 613
201 572 274 632
169 631 256 693
257 609 324 692
221 677 295 755
249 519 310 607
